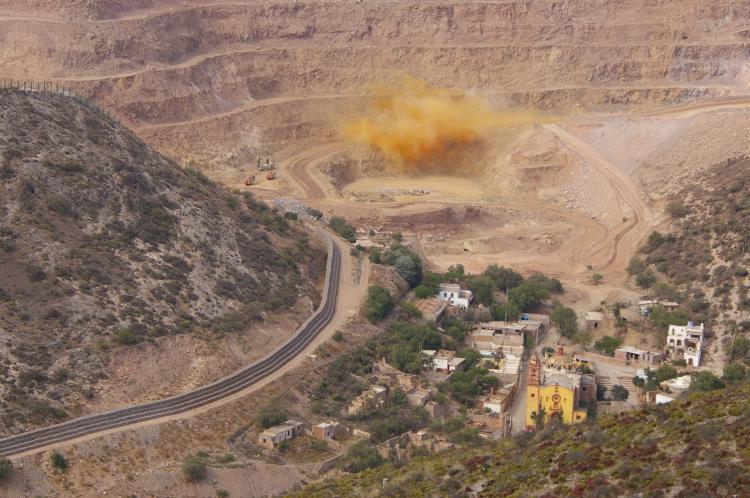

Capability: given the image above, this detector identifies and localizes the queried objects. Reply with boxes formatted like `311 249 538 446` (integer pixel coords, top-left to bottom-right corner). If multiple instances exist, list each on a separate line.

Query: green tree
527 274 563 294
182 455 207 482
482 264 523 290
0 456 12 480
50 450 67 471
690 371 725 392
468 275 495 306
723 362 747 385
653 364 678 383
627 256 645 275
594 336 622 356
635 270 656 289
394 255 420 287
610 384 629 401
399 302 422 320
490 301 521 322
444 264 465 282
508 283 549 311
532 406 546 431
550 302 577 338
363 286 394 323
414 285 432 298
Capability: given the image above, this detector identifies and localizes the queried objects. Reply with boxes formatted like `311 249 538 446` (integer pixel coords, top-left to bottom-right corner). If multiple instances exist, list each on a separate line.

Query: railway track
0 238 340 458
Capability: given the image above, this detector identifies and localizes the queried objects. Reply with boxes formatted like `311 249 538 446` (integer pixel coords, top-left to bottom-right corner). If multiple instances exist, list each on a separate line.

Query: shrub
550 302 577 338
329 216 356 242
0 456 12 480
309 439 329 451
635 270 656 289
690 371 725 392
225 195 238 210
50 450 68 471
363 285 394 323
594 336 623 356
414 284 432 298
666 202 689 218
723 362 746 385
627 257 646 275
113 328 138 345
332 330 344 342
182 455 207 482
611 384 629 401
216 453 235 464
591 273 603 284
345 441 384 473
399 302 423 320
256 405 287 429
216 490 230 498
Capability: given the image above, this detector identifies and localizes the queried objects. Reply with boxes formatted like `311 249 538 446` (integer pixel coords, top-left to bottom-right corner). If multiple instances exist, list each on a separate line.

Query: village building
585 311 604 331
422 349 466 373
666 322 705 366
614 346 663 365
437 283 474 308
481 387 514 414
525 348 595 430
468 411 512 439
258 420 305 448
415 297 447 322
347 385 388 415
312 421 343 441
638 299 679 314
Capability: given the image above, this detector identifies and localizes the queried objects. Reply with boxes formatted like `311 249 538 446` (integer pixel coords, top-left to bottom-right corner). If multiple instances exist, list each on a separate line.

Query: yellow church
525 348 596 431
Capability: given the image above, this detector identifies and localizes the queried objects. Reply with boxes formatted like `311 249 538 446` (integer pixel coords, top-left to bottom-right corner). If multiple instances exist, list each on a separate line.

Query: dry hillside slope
0 90 325 436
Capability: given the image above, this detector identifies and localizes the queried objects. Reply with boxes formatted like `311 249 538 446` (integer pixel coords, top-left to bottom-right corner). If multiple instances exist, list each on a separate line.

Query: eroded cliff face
0 0 748 170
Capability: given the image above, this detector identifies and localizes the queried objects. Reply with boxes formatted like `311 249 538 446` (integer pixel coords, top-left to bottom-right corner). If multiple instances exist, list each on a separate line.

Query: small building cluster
666 322 705 366
421 349 466 373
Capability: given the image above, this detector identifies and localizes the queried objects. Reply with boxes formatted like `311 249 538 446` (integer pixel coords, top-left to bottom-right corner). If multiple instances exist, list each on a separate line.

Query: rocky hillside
0 90 325 435
297 383 750 497
629 155 750 369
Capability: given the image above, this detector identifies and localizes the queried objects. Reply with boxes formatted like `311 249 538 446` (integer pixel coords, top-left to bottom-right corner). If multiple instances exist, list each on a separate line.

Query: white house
437 283 473 308
258 420 305 448
666 322 705 366
422 349 466 373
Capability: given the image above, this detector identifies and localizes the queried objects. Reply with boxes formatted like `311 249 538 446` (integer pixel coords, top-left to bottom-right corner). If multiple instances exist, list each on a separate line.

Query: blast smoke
342 77 540 172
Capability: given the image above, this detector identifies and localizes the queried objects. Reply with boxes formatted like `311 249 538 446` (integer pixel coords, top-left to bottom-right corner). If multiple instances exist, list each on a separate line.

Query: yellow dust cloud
341 77 540 171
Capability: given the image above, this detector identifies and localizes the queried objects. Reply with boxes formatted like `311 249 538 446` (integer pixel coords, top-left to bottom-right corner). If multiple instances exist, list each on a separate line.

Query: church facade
525 348 595 430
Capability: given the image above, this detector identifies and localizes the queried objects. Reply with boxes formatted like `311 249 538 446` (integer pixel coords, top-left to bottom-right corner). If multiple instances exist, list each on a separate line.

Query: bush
394 255 420 287
690 371 725 392
0 456 12 480
508 283 549 311
345 441 384 473
723 362 746 385
635 270 656 289
329 216 356 242
182 455 207 482
113 328 138 345
550 302 577 338
666 202 689 218
627 257 646 275
50 450 68 471
594 336 623 356
611 384 629 401
225 195 238 210
332 330 344 342
363 286 394 323
414 285 432 299
256 405 287 429
399 302 423 320
216 490 230 498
